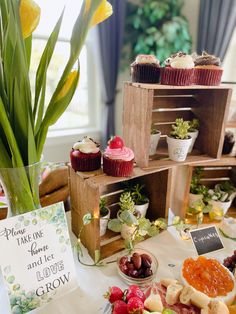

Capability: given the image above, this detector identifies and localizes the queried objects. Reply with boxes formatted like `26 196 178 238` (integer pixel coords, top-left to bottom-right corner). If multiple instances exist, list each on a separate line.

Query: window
30 0 100 133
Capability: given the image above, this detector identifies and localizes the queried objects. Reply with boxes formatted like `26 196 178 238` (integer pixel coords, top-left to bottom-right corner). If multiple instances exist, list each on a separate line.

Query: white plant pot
167 136 192 162
209 199 232 217
189 193 203 207
188 130 199 153
149 132 161 156
134 202 149 218
121 224 136 240
100 209 110 237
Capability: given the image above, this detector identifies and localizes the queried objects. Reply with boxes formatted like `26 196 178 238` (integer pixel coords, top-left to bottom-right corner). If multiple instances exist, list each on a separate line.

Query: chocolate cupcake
161 52 194 86
70 137 101 172
131 54 160 84
193 51 223 85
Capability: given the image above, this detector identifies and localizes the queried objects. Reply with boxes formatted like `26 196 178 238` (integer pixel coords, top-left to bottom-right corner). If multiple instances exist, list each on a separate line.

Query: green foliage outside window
122 0 192 66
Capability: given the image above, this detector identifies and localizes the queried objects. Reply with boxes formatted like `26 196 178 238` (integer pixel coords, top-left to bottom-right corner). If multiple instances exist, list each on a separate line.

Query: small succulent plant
190 167 208 196
188 118 200 132
99 198 109 217
170 118 190 140
150 123 159 135
119 192 135 213
130 184 149 205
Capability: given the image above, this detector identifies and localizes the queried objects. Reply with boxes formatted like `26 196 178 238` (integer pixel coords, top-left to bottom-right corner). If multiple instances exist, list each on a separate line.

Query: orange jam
182 256 234 297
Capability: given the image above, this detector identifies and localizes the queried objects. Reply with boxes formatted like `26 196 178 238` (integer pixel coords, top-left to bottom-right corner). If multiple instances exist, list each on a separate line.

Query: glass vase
0 162 41 217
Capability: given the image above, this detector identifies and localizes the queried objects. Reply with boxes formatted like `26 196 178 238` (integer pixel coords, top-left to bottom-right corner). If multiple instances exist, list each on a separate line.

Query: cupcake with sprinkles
103 136 134 177
193 51 223 85
161 51 194 86
70 137 101 172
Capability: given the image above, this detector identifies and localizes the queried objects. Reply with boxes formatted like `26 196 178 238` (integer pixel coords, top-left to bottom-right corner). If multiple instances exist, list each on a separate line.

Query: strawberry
104 286 124 304
125 285 146 303
127 296 144 314
112 300 128 314
109 136 124 149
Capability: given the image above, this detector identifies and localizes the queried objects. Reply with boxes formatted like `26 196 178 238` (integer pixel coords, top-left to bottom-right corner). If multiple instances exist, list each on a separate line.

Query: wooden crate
171 157 236 221
68 165 172 260
123 83 232 168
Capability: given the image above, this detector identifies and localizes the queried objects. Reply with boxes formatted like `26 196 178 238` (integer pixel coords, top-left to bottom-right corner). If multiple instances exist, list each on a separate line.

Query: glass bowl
116 248 158 287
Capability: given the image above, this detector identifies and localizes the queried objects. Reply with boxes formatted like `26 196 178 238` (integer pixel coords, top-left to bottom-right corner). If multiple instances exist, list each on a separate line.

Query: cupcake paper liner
131 64 160 84
161 67 194 86
194 68 223 86
103 156 134 177
71 151 101 172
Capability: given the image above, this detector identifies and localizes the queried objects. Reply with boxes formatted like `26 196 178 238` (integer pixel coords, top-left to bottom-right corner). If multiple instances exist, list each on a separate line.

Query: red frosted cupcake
70 137 101 172
131 54 160 83
103 136 134 177
161 52 194 86
193 51 223 85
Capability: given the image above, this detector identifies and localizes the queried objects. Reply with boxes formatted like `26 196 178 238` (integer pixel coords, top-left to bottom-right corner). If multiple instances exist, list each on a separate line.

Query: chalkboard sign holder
190 225 224 255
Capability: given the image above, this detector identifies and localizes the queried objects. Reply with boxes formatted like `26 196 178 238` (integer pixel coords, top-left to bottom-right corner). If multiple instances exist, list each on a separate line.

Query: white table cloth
0 214 235 314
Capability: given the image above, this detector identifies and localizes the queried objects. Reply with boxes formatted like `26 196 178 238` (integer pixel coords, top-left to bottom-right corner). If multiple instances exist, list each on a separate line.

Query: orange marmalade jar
182 256 234 297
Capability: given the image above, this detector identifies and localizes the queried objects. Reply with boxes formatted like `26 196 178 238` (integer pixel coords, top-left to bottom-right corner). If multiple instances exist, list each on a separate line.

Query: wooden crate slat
69 167 100 261
152 110 193 124
131 82 232 90
153 96 198 109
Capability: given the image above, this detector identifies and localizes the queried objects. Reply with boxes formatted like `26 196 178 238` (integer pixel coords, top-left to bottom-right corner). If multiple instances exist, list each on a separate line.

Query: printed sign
0 202 77 313
190 225 224 255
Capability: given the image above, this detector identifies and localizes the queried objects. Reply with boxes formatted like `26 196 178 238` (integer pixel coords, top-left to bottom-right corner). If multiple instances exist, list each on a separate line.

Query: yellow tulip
56 71 79 101
19 0 41 39
85 0 113 27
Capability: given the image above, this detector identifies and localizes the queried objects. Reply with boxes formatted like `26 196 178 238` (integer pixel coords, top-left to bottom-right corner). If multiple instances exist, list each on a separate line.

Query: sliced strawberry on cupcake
103 136 134 177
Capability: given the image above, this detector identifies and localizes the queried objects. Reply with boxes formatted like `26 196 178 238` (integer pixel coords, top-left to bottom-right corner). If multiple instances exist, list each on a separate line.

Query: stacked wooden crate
69 83 233 260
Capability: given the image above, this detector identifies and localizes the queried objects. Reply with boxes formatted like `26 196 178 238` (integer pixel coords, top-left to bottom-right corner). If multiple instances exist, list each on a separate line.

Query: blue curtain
97 0 127 145
197 0 236 60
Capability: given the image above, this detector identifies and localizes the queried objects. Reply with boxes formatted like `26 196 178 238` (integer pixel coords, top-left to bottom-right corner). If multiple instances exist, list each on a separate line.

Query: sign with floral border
0 202 77 314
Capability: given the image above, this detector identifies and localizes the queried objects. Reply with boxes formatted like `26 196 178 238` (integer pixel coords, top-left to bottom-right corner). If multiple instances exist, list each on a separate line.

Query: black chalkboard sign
190 226 224 255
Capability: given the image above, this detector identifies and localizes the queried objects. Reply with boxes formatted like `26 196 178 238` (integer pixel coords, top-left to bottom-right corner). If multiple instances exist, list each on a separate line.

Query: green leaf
94 250 101 264
83 213 93 225
138 229 147 236
0 137 12 168
138 217 151 230
147 225 159 237
0 96 23 167
33 11 64 121
154 218 167 230
36 66 80 157
108 219 122 233
24 35 32 70
119 210 138 226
